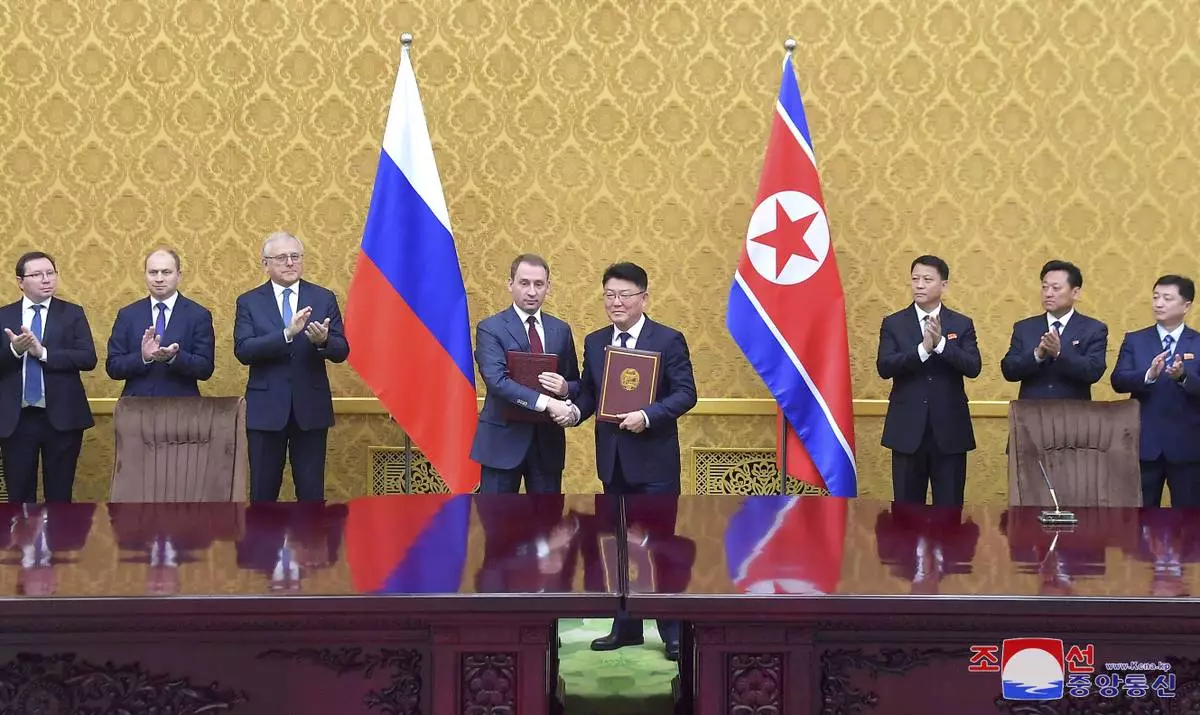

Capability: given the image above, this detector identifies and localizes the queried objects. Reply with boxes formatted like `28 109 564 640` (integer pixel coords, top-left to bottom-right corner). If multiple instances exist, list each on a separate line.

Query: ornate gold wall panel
3 1 1195 503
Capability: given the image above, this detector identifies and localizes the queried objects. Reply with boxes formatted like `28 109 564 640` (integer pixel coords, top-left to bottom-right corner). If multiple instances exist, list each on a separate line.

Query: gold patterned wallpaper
3 1 1198 502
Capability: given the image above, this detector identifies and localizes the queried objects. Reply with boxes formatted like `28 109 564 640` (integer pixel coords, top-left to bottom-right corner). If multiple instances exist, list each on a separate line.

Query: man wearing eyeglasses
105 248 215 396
469 254 581 494
234 232 350 502
573 261 697 661
0 252 98 503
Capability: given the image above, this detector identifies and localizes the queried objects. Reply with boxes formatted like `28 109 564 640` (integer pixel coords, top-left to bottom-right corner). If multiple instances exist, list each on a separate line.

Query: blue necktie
1052 320 1063 334
281 288 293 326
618 332 631 348
154 303 166 339
24 305 43 405
1164 334 1175 360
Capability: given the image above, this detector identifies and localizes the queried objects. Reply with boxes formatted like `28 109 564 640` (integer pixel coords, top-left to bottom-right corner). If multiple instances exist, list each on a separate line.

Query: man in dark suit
0 502 96 595
234 232 350 502
574 261 697 660
877 255 981 506
105 248 215 396
469 254 580 494
0 252 97 503
1001 259 1108 399
1111 275 1200 507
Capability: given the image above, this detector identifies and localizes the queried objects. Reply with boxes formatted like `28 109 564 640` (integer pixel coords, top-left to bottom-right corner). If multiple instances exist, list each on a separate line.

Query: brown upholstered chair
110 397 249 502
1007 399 1141 508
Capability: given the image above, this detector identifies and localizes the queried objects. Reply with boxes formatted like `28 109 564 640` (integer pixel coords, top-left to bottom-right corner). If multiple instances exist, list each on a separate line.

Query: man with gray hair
234 232 349 502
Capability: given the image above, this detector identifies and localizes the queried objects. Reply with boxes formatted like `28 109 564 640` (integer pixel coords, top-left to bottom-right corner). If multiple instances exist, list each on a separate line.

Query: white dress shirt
1145 323 1186 384
12 296 51 408
512 304 551 412
272 281 300 342
611 315 651 428
914 303 946 362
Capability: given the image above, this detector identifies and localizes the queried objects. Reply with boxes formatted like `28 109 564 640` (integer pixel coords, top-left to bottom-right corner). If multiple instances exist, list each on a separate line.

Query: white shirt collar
914 303 942 322
1157 323 1186 343
511 304 543 326
272 281 299 299
612 314 646 342
21 295 51 312
1047 309 1075 331
150 292 179 312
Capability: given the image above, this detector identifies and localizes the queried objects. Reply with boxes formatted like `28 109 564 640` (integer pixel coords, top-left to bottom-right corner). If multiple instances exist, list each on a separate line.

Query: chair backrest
110 396 248 502
1007 399 1141 507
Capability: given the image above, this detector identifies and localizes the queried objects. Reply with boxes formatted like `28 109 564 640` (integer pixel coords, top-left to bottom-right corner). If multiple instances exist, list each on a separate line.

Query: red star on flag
751 200 818 278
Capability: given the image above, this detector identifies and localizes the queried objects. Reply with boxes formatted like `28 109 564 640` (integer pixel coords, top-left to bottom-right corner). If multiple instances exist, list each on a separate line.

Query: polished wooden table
622 495 1200 715
0 495 621 715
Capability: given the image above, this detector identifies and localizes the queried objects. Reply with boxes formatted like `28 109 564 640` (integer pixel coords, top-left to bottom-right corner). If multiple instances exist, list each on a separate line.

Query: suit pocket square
947 333 958 340
1072 340 1080 346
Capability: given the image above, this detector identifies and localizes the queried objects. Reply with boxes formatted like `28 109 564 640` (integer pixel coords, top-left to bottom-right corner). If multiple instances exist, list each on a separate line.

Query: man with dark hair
0 252 97 502
574 261 697 660
877 255 981 506
469 253 580 494
1112 275 1200 507
106 247 216 396
1001 259 1108 399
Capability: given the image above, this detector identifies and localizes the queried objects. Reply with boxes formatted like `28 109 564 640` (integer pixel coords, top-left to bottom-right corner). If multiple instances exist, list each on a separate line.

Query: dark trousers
602 452 680 646
480 437 562 494
891 420 967 507
1140 458 1200 508
248 410 328 502
0 407 83 503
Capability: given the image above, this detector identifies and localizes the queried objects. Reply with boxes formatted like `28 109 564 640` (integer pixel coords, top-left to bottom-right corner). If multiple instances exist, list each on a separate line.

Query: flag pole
399 30 415 497
778 37 796 498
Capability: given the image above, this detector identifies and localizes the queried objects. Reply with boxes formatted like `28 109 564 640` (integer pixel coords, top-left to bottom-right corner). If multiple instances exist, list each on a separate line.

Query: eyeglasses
21 270 57 280
265 253 303 264
604 291 646 303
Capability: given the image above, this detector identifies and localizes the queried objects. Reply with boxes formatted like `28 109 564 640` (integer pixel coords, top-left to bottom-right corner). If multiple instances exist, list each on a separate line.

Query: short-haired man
106 248 215 396
574 261 697 661
1111 275 1200 507
1001 259 1108 399
234 232 349 502
0 252 97 502
469 254 580 494
877 255 981 506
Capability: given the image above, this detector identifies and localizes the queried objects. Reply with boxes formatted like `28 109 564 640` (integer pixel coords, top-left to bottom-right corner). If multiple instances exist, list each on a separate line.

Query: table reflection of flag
346 495 471 594
724 495 846 595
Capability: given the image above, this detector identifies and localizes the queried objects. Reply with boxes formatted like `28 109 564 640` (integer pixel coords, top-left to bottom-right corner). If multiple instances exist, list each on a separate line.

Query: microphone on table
1037 460 1078 526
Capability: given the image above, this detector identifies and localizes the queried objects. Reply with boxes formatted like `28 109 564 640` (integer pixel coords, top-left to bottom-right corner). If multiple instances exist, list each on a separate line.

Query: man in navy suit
106 248 215 396
469 254 580 494
0 252 97 503
877 256 981 506
574 262 697 660
1001 259 1108 399
234 232 349 502
1111 275 1200 507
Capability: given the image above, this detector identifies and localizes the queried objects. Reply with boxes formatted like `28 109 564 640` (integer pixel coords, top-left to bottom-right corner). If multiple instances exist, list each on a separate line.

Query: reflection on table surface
0 495 620 599
624 495 1200 599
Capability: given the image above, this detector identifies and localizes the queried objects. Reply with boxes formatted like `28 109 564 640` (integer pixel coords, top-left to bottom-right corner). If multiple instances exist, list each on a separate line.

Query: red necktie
527 316 543 353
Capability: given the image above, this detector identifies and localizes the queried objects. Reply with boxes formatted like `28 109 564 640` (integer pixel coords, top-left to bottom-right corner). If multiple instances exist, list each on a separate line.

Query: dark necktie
1052 320 1063 334
618 332 631 348
154 302 167 339
526 315 543 353
24 305 43 405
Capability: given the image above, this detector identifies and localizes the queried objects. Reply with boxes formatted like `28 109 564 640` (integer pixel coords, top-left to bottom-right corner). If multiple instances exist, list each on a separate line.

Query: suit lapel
163 296 187 345
542 315 560 355
503 309 532 351
41 299 63 348
260 282 284 329
905 304 926 345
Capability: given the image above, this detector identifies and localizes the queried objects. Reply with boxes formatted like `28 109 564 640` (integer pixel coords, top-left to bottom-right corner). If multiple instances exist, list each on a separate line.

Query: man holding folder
470 255 580 494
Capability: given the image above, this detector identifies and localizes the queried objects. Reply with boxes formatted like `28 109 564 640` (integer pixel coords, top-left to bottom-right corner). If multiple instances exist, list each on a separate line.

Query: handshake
539 371 578 427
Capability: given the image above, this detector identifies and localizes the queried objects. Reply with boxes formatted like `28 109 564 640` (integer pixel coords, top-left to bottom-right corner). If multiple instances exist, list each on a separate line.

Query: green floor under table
557 618 678 714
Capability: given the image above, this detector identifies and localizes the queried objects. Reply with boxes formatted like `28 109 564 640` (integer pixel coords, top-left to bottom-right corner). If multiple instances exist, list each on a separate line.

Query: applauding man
1111 275 1200 507
234 232 349 502
106 248 215 396
1001 260 1108 399
877 256 981 506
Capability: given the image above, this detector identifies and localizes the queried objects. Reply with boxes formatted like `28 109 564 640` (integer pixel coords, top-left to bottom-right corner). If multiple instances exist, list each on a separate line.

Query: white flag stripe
381 46 452 232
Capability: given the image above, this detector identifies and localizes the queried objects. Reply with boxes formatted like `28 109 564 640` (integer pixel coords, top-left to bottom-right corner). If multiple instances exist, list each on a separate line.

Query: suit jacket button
922 399 927 404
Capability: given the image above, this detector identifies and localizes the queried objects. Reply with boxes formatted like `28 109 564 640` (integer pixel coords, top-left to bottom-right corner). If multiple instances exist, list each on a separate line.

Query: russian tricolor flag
726 48 857 497
346 38 480 493
345 495 471 593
